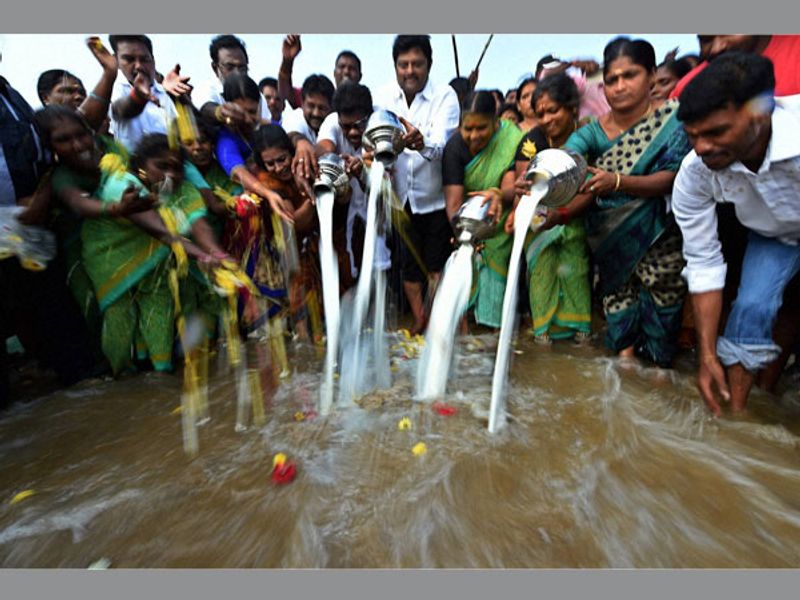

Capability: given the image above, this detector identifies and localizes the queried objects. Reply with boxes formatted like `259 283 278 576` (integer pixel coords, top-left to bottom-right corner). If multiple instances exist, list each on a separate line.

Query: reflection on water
2 335 800 567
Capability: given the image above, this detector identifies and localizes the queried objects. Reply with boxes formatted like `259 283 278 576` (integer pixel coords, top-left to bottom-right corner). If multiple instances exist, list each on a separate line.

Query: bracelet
488 187 502 200
614 173 622 192
89 91 109 105
129 87 147 105
214 105 224 123
557 207 570 224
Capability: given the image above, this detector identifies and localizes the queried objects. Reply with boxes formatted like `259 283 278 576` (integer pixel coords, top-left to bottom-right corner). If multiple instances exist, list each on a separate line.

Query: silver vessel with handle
362 110 406 166
523 148 588 208
452 195 496 245
313 153 351 198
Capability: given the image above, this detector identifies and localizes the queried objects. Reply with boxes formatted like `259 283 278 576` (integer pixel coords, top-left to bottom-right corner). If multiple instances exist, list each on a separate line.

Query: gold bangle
614 173 622 192
214 105 223 123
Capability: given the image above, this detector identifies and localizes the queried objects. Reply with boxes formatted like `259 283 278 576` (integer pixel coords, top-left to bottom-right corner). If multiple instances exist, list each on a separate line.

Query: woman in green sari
549 37 692 366
442 91 524 328
86 134 227 374
506 73 592 344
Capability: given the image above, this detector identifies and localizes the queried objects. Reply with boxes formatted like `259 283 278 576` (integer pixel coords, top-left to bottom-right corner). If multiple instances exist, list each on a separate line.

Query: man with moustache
282 74 335 146
672 53 800 416
372 34 460 334
107 34 191 151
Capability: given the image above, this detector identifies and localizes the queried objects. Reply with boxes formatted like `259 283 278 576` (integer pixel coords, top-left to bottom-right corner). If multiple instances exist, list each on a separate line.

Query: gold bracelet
214 105 223 123
614 173 622 192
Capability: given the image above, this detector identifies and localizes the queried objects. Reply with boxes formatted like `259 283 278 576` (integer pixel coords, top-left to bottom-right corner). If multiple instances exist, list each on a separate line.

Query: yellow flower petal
10 490 35 505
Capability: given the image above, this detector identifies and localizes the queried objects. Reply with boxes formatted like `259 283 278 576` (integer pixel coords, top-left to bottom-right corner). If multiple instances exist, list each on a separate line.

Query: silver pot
362 110 405 166
523 148 588 208
452 195 495 244
313 153 350 198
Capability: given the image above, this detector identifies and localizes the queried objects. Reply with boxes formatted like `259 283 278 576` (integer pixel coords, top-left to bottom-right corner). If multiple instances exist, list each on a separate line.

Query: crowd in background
2 33 799 418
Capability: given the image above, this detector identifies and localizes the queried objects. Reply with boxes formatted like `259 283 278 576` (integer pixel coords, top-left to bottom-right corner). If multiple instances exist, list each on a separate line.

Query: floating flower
432 402 457 416
412 442 427 456
9 490 35 505
398 417 412 431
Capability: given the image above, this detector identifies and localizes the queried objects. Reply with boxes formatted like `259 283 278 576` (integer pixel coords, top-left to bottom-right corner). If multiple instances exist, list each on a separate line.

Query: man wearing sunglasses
316 82 391 287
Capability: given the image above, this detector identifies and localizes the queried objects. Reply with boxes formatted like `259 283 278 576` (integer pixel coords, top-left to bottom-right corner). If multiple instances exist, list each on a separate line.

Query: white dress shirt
317 112 391 273
282 107 317 145
193 77 271 122
109 75 177 152
372 78 460 214
672 100 800 293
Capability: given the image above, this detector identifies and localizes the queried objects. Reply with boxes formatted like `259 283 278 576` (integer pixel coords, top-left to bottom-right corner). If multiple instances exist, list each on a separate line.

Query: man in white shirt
258 77 285 125
282 74 335 146
194 35 272 127
316 82 391 284
372 35 460 334
672 52 800 416
108 35 186 152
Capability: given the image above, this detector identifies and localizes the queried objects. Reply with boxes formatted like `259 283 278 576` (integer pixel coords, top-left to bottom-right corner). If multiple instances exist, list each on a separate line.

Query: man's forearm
278 59 297 108
691 289 723 357
111 93 147 120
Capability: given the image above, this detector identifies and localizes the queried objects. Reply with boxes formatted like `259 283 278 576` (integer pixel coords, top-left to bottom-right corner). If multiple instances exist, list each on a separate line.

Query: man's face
683 102 768 171
334 55 361 87
115 40 156 84
213 47 248 82
394 47 430 99
261 85 285 121
705 35 759 61
338 111 370 148
302 92 332 133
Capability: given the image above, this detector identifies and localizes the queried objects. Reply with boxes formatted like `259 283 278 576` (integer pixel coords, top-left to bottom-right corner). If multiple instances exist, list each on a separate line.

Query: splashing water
315 190 339 415
338 162 390 405
416 243 475 400
488 183 546 433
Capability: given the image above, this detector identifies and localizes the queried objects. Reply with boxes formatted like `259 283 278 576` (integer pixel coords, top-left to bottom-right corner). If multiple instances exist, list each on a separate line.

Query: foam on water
315 190 339 415
416 243 474 400
488 184 546 433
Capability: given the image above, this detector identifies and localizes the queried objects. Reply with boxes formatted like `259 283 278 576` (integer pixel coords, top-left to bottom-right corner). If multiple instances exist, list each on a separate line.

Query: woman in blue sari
559 37 692 366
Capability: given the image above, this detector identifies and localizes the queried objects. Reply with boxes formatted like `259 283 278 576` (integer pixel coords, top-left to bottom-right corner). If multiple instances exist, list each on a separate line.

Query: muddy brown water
2 334 800 568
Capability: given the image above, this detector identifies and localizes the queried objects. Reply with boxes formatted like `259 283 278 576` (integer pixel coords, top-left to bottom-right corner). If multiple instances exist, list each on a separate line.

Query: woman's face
140 149 184 191
182 134 213 170
44 76 86 111
534 92 575 143
233 97 260 131
260 146 293 181
499 109 520 125
651 65 679 103
603 56 654 112
460 112 497 156
50 117 97 171
516 82 537 120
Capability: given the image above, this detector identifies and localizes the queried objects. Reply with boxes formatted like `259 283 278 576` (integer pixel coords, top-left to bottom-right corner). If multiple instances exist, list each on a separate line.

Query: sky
0 33 699 108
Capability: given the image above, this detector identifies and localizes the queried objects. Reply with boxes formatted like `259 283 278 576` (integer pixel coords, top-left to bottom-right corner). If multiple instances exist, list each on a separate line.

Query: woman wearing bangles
442 91 524 328
539 37 691 367
213 73 296 225
505 73 592 345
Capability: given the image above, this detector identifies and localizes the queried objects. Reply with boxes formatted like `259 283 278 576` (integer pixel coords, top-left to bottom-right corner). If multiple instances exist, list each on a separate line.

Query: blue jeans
717 232 800 372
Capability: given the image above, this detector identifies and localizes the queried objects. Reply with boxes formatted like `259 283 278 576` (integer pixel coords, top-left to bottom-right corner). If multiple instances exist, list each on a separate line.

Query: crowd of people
1 33 799 419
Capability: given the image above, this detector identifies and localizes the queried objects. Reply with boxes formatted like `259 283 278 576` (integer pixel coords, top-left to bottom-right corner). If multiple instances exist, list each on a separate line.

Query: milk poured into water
315 190 339 415
416 243 474 400
337 162 389 404
488 183 547 433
